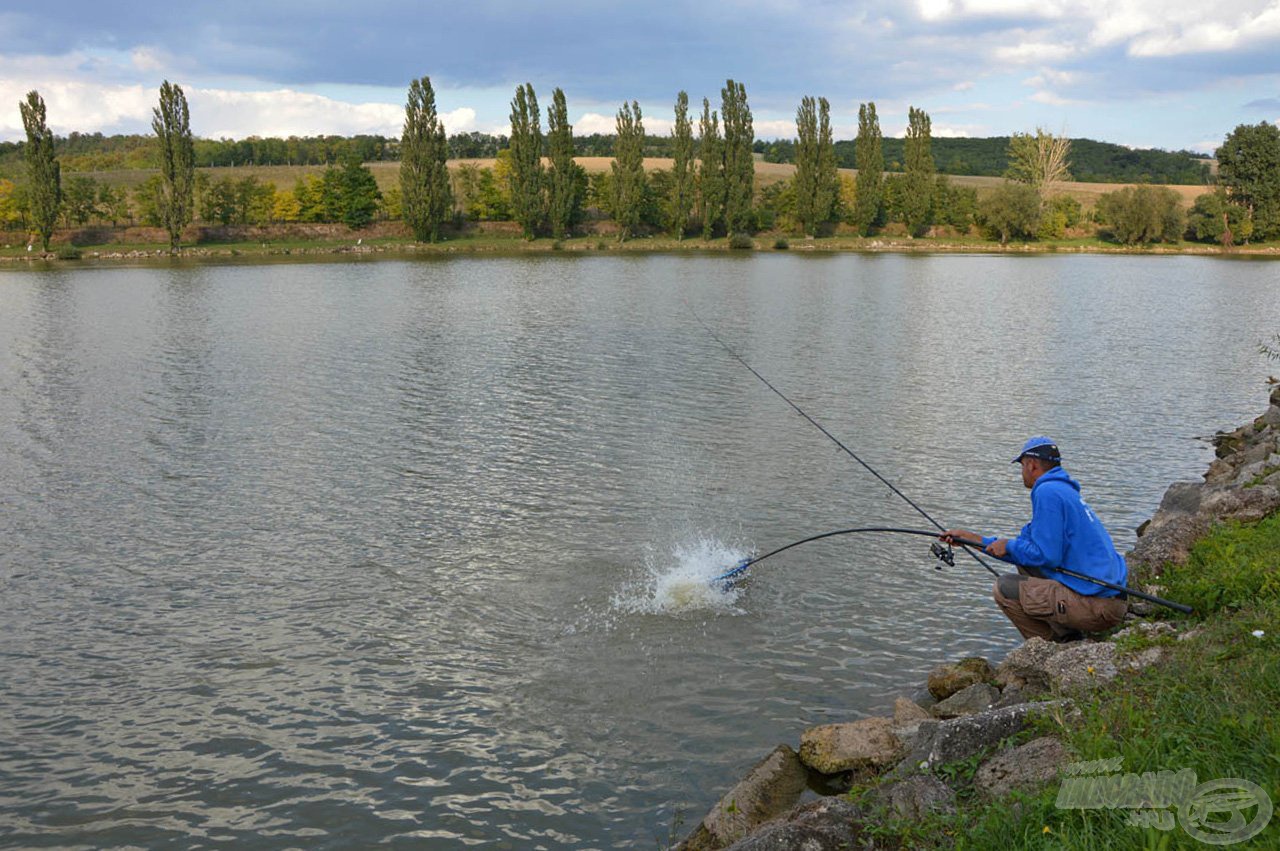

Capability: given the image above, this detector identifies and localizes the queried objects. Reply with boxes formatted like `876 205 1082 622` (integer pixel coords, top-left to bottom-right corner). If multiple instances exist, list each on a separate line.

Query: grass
6 226 1269 266
855 512 1280 849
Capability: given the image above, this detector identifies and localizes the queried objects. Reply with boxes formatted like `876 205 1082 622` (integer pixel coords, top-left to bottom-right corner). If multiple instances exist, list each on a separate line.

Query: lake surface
1 253 1277 848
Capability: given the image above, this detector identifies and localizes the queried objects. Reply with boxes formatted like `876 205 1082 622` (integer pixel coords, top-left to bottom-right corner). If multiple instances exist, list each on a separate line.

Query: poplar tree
668 91 695 239
611 100 646 241
698 98 725 239
794 96 838 237
900 105 934 237
546 87 582 239
853 102 884 236
508 83 544 239
19 90 60 252
720 79 755 235
400 76 453 242
152 81 194 251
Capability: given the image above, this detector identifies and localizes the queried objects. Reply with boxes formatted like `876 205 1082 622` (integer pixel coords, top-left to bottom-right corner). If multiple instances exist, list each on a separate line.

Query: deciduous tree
19 90 60 251
400 76 453 242
668 91 695 239
152 81 194 251
720 79 755 234
853 102 883 236
900 106 934 237
1216 122 1280 241
1006 128 1072 191
794 96 838 236
698 99 725 239
611 100 647 241
547 88 584 239
508 83 544 239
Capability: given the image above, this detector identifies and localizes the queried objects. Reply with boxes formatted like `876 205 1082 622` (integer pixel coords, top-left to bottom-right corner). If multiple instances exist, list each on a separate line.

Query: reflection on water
1 254 1277 847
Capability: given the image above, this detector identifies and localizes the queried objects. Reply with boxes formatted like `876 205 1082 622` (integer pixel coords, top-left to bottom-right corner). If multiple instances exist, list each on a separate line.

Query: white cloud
754 118 796 139
575 112 616 135
995 41 1077 64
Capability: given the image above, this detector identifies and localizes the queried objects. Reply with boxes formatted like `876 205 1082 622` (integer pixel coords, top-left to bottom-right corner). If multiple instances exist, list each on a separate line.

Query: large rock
873 775 956 819
1200 484 1280 524
893 696 931 725
974 736 1069 798
799 717 903 775
1127 514 1210 573
995 638 1118 693
927 657 994 700
677 745 809 851
887 700 1071 778
931 682 999 719
721 798 865 851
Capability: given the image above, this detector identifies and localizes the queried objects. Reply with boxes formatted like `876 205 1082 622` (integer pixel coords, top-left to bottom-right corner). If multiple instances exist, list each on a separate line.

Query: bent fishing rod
688 307 998 579
709 526 1193 615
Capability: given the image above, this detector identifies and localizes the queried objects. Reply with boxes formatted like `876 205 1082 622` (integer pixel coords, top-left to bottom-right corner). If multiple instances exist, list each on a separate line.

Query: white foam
612 536 752 616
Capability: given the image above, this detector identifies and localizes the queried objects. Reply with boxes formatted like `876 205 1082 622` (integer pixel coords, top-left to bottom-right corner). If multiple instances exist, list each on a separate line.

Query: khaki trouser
993 576 1128 641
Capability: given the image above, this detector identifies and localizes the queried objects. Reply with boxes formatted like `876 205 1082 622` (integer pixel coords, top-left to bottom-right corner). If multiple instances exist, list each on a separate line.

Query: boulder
992 684 1028 709
1201 484 1280 523
1153 481 1205 517
974 737 1069 798
677 745 809 851
931 683 999 719
1126 514 1210 572
874 775 956 819
927 657 994 700
994 638 1118 694
798 717 903 776
887 700 1071 778
721 798 865 851
893 696 932 725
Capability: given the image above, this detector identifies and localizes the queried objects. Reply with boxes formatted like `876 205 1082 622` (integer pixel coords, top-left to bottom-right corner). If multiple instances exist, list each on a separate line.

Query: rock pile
674 638 1172 850
1127 384 1280 579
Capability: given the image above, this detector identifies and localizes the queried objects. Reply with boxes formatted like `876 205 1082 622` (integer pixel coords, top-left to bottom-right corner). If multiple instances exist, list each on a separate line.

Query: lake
1 252 1277 848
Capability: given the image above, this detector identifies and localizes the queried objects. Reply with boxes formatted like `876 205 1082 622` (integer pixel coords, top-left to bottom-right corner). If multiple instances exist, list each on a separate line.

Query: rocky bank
672 385 1280 850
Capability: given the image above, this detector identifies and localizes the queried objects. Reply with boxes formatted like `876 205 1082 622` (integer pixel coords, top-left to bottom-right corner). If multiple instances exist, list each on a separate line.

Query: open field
72 157 1212 210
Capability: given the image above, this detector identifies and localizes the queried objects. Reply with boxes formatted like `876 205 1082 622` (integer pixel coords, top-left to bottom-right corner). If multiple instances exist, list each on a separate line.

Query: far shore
3 227 1278 268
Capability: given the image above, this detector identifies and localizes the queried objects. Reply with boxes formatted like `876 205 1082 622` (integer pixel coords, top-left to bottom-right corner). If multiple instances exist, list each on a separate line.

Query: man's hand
940 529 982 547
986 538 1009 557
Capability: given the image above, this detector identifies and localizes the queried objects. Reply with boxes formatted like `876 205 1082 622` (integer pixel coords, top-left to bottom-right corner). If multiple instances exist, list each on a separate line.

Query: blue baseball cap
1013 436 1061 463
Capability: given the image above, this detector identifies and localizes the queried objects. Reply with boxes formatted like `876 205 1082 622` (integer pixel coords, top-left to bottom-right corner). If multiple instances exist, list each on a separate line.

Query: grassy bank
4 228 1278 266
862 513 1280 849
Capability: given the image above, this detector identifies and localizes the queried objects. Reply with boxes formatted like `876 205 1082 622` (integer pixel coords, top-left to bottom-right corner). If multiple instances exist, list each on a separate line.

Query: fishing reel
929 541 955 569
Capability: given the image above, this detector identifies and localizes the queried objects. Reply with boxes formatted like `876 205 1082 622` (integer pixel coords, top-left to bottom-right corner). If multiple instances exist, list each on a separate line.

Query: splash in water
613 536 752 615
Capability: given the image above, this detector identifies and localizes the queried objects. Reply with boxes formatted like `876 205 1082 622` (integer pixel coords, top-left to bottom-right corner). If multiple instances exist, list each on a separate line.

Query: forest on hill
0 130 1211 186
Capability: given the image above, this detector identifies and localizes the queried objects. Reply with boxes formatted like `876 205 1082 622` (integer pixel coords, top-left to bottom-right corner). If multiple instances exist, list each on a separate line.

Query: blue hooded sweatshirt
982 466 1128 597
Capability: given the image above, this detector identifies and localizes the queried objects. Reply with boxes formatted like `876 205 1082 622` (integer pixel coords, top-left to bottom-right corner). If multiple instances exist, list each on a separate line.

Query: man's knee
997 573 1025 601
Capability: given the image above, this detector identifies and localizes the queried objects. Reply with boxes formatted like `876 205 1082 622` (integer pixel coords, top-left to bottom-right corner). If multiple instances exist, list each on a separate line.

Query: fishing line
689 307 999 578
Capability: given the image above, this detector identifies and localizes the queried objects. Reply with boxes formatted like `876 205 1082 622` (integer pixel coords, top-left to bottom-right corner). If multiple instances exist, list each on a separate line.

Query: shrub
728 233 755 250
55 246 82 260
977 181 1041 244
1095 185 1184 245
772 238 789 250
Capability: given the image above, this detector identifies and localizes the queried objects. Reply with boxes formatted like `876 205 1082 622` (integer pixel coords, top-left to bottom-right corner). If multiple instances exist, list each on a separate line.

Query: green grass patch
1161 512 1280 616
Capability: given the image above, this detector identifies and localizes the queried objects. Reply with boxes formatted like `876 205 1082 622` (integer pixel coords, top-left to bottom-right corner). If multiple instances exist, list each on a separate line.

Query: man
943 437 1129 642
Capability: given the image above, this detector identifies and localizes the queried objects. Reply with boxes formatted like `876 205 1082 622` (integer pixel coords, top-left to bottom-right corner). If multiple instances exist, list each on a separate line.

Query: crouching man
943 437 1129 642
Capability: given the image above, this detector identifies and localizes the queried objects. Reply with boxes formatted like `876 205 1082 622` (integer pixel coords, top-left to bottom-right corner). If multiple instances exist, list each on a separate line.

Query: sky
1 1 1279 152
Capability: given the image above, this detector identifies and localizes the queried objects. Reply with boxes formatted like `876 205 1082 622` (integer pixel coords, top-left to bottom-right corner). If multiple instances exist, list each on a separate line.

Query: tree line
10 80 1280 250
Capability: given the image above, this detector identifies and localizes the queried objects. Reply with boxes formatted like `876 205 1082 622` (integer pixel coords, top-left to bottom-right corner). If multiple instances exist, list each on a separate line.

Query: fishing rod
689 308 999 579
710 526 956 587
710 526 1194 615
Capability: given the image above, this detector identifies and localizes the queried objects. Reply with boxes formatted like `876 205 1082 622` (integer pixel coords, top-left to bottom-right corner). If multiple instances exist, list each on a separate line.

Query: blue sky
2 1 1279 152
